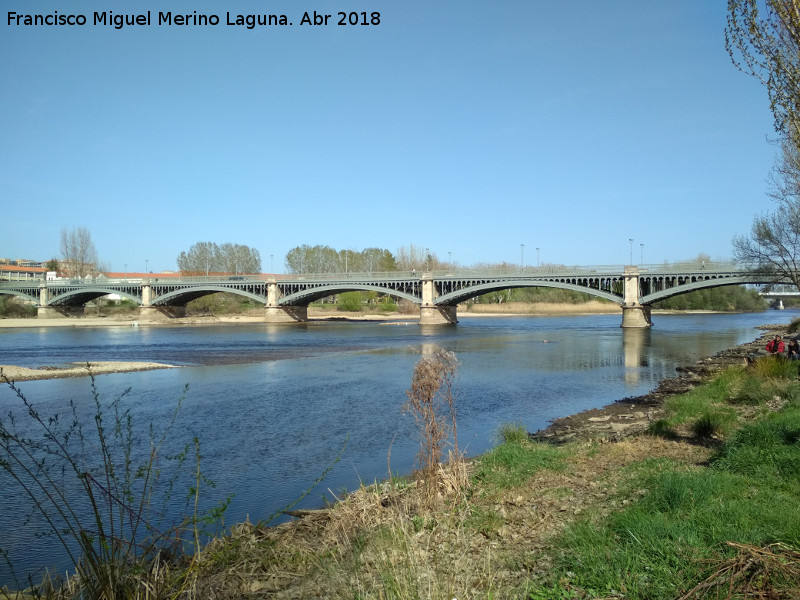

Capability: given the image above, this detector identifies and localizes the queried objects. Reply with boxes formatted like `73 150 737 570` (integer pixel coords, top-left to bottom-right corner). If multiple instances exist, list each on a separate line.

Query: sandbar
0 361 179 382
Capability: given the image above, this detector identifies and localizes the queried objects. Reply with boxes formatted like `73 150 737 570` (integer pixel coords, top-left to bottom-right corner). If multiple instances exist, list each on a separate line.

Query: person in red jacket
766 335 785 355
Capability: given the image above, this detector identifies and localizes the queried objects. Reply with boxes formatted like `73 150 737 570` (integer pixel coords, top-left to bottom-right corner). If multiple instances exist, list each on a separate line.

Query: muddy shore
532 324 789 444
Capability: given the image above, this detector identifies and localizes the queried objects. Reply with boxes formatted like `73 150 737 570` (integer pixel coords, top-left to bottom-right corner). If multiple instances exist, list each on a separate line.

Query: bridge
0 262 787 328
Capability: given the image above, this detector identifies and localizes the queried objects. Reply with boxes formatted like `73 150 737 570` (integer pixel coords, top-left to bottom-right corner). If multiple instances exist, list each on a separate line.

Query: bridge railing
0 261 753 288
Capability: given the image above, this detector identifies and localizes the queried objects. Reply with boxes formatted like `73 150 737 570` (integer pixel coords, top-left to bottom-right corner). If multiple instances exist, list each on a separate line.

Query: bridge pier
621 305 652 328
265 305 308 323
420 274 457 325
264 279 308 322
621 267 652 328
419 305 458 325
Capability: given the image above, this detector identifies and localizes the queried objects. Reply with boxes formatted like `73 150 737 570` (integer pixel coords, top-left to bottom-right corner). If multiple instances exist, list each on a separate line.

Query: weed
692 412 728 438
749 355 799 379
496 421 530 445
0 366 229 598
647 418 679 439
403 347 462 500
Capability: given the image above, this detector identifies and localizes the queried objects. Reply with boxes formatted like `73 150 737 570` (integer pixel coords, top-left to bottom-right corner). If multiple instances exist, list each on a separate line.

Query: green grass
536 370 800 599
472 434 565 492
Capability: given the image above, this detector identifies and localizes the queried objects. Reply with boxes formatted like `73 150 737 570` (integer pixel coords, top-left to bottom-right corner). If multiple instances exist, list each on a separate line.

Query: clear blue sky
1 1 779 273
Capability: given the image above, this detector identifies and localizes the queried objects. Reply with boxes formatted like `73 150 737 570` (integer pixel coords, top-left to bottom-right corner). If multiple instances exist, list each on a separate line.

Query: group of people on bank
765 334 800 360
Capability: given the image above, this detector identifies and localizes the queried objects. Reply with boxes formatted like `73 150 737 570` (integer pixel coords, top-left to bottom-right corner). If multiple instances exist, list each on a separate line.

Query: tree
734 139 800 289
284 245 397 274
177 242 261 275
60 226 99 278
726 0 800 143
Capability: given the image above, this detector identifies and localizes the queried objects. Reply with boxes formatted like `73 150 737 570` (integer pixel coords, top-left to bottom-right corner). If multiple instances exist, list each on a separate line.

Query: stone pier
264 279 309 323
621 266 652 328
419 274 457 325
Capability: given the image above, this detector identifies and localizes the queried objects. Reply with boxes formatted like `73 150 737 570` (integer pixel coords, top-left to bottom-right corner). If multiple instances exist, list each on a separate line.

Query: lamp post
145 259 149 274
270 254 274 273
536 247 540 267
520 243 525 271
425 248 429 272
629 238 633 265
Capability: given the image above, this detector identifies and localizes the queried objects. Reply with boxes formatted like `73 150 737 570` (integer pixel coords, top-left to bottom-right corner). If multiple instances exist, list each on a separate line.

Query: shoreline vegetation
3 314 800 597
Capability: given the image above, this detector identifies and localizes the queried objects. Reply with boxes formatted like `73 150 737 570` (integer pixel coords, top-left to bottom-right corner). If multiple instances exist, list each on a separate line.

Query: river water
0 311 797 583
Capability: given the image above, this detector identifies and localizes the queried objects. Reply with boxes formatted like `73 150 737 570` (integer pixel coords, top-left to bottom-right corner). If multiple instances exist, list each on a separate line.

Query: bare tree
734 139 800 289
60 226 99 278
726 0 800 143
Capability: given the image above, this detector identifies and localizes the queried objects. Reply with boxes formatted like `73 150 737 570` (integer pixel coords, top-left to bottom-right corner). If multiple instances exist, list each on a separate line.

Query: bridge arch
640 275 758 304
152 286 268 306
278 284 420 306
45 287 142 307
434 280 621 306
0 288 40 304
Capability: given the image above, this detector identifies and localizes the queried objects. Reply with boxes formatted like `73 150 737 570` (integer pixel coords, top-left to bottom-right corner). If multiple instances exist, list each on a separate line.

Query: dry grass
680 542 800 600
190 434 710 599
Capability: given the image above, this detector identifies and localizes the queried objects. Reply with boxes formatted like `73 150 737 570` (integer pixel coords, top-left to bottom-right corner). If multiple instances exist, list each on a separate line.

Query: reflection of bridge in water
0 262 784 328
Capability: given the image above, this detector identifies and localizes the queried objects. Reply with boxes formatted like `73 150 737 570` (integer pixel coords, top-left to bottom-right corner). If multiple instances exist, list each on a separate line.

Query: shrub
0 367 229 597
337 291 362 312
403 348 461 498
647 418 679 439
496 422 530 445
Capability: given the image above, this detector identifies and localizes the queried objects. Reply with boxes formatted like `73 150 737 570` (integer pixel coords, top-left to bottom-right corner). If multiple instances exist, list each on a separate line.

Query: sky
1 1 781 273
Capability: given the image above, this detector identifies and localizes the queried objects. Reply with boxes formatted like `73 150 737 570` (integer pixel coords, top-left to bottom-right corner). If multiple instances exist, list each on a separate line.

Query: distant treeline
470 285 768 312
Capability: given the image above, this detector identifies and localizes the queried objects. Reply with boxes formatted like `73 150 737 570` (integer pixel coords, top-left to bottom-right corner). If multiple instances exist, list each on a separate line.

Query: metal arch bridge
0 262 783 327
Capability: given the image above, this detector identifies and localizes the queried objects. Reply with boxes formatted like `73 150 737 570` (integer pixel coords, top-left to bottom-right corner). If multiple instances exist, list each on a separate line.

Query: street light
521 244 525 271
629 238 633 265
536 247 540 267
145 259 149 274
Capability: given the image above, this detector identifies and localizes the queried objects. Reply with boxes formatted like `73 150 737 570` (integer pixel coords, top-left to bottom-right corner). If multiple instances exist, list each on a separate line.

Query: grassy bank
186 356 800 599
4 343 800 598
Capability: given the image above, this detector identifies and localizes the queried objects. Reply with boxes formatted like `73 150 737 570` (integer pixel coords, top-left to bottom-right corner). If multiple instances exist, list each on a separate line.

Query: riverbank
3 318 797 597
187 322 798 598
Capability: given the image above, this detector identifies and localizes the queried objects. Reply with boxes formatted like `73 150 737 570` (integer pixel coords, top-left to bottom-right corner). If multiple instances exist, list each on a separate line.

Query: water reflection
623 327 650 385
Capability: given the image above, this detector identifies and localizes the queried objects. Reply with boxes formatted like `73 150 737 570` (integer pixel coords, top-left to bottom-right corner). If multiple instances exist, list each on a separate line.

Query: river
0 310 797 584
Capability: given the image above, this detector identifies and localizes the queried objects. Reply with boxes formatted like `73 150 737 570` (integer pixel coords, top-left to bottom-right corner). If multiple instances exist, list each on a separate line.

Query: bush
403 348 461 499
0 367 229 597
337 291 363 312
0 296 36 318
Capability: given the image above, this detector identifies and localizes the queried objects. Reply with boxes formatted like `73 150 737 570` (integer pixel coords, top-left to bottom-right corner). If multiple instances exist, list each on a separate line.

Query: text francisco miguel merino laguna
6 10 334 30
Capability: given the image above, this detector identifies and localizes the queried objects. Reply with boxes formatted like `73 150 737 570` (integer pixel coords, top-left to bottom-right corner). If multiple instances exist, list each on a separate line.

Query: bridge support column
621 305 652 328
621 267 652 328
419 274 457 325
264 279 308 323
37 306 84 318
265 305 308 323
420 305 458 325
